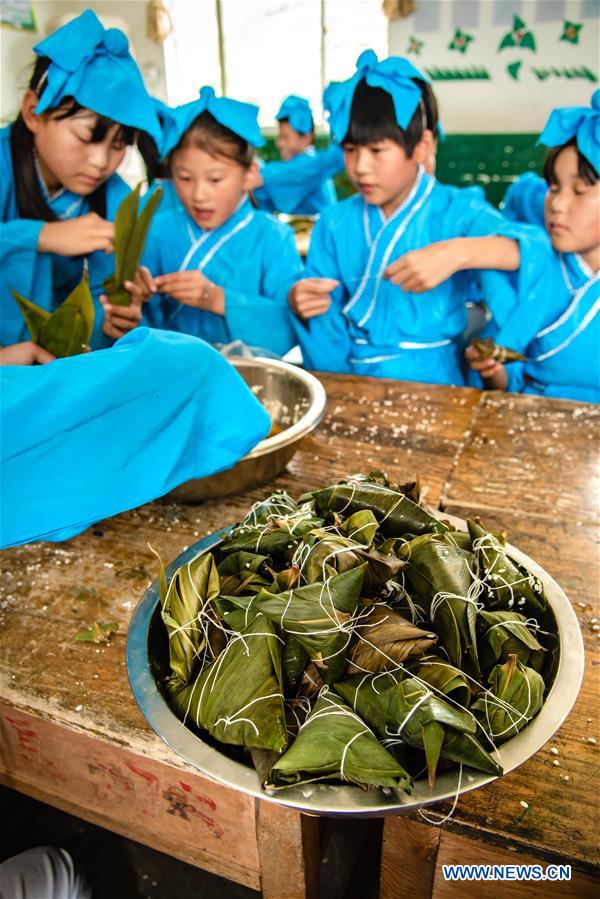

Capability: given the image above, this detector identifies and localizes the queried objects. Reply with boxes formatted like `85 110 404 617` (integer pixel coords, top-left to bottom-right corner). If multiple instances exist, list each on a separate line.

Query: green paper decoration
499 15 536 52
449 29 474 55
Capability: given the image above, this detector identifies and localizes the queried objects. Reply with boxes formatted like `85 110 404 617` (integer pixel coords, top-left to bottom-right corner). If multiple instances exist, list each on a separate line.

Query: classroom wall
0 0 168 125
388 0 599 134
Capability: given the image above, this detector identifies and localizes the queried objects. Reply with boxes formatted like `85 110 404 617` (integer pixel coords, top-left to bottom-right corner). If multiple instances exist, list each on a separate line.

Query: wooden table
1 376 598 897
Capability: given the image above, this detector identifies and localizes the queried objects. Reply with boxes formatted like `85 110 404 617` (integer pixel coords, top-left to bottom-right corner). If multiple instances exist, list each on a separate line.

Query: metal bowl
169 358 327 502
126 513 584 817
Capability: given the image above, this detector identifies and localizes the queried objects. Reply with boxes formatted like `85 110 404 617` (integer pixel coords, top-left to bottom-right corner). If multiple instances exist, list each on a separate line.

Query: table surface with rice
0 375 598 897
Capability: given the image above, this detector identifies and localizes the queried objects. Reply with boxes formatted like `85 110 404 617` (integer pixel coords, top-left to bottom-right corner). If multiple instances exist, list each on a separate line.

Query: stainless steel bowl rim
233 357 327 459
126 513 585 817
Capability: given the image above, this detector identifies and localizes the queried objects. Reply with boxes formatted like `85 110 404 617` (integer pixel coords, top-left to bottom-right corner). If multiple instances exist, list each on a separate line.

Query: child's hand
124 266 157 305
465 344 508 390
38 214 115 256
0 341 55 366
100 294 142 340
384 240 462 293
288 278 340 320
155 272 225 315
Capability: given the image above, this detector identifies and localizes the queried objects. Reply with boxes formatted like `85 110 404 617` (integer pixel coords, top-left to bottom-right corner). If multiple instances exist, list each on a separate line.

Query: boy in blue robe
253 95 338 215
467 91 599 403
112 87 302 357
287 51 551 386
0 11 162 350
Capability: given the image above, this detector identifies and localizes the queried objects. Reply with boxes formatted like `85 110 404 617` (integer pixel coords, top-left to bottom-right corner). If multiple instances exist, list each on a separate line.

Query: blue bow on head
323 49 430 143
33 10 162 146
538 89 600 171
160 86 265 157
276 95 314 134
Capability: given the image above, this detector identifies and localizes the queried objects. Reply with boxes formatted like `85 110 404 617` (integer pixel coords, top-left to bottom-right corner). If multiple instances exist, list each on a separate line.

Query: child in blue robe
0 11 162 350
117 87 302 357
253 95 338 215
0 327 270 548
287 51 550 386
467 92 600 403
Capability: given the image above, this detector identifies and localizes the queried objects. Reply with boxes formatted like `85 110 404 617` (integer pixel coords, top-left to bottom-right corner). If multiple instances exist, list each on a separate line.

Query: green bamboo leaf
377 677 501 784
268 690 412 790
303 480 447 538
10 290 51 342
410 656 472 709
343 510 378 546
34 275 95 358
114 184 142 283
472 654 545 744
472 338 527 365
167 611 287 753
347 603 437 674
225 565 366 684
121 186 163 285
103 184 163 306
468 519 546 617
477 610 544 670
398 534 480 677
161 551 222 684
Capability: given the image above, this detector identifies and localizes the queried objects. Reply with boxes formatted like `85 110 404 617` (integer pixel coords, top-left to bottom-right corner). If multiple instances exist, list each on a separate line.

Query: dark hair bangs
543 137 599 186
279 114 315 135
173 110 254 169
342 77 440 156
52 102 137 145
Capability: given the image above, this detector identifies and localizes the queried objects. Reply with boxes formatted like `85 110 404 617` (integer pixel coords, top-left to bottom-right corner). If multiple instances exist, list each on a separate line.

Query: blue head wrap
323 49 433 143
276 95 314 134
33 10 162 146
538 89 600 172
160 86 265 156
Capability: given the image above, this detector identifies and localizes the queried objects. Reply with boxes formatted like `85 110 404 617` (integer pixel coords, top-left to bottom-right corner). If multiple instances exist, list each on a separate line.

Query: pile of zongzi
155 475 559 794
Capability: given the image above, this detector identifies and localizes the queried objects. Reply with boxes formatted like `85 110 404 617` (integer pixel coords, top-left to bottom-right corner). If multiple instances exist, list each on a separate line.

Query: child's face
276 122 313 161
22 92 127 195
545 145 600 259
171 145 254 230
343 139 420 216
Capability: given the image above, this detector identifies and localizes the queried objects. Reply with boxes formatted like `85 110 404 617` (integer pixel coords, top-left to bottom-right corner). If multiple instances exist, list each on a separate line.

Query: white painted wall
388 0 599 133
0 0 168 125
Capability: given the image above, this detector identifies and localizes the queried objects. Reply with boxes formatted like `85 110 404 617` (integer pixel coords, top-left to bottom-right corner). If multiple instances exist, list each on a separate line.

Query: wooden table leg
256 800 320 899
380 817 441 899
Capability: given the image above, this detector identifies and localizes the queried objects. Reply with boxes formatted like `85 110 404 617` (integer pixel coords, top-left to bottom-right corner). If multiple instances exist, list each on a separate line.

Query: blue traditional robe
291 167 551 385
0 327 270 547
142 197 302 356
0 125 130 350
254 145 340 215
505 252 599 403
502 172 546 227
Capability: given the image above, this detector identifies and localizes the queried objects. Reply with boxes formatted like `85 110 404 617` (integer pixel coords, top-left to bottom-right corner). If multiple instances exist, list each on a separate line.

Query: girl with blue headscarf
467 91 599 403
253 95 339 215
119 87 302 356
0 10 163 350
287 51 551 386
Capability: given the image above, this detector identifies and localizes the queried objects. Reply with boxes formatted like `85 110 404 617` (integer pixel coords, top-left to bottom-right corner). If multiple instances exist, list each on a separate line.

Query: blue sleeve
452 191 555 353
505 361 526 394
224 224 301 356
291 214 352 373
0 328 270 548
501 173 546 227
0 219 47 345
260 145 344 213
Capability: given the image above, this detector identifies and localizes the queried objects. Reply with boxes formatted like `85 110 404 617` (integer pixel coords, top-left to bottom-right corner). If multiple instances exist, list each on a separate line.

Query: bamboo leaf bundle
11 273 94 358
156 476 559 795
